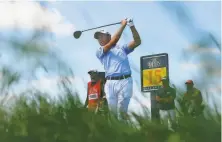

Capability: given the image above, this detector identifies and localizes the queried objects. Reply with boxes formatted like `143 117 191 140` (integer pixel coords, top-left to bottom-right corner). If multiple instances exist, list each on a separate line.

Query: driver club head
73 31 82 39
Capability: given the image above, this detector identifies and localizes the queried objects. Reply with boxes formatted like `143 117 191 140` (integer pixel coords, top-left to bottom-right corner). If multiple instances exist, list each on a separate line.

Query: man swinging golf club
94 18 141 120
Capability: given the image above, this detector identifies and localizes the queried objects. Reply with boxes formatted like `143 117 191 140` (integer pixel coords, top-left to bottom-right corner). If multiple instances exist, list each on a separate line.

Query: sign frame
140 53 169 92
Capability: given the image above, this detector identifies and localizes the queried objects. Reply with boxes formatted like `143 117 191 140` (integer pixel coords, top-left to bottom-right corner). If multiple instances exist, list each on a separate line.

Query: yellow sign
140 53 168 92
143 67 167 87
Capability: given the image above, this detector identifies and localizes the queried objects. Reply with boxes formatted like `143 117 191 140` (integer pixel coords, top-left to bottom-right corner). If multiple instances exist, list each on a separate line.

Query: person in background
182 80 204 117
84 69 107 114
156 77 177 130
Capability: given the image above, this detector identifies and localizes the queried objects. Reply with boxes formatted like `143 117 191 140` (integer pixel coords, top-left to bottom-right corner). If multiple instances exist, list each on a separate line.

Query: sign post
140 53 169 121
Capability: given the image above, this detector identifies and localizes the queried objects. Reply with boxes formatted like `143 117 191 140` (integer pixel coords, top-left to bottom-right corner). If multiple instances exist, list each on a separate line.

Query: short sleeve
96 46 105 59
121 44 134 55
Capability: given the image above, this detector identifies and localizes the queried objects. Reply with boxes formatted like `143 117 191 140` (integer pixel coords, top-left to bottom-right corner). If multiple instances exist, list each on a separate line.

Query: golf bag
96 72 109 117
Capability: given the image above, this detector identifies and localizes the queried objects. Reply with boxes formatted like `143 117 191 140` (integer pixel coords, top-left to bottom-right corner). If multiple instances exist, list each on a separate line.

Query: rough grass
0 91 220 142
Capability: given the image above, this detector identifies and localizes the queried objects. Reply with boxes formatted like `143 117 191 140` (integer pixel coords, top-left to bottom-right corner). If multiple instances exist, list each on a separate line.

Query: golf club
73 21 121 39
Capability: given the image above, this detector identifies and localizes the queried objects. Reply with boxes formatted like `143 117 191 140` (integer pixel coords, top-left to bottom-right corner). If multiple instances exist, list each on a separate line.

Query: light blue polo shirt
96 44 134 77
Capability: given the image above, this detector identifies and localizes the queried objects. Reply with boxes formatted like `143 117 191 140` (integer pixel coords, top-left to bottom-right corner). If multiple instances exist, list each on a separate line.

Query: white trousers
159 109 176 128
104 77 133 120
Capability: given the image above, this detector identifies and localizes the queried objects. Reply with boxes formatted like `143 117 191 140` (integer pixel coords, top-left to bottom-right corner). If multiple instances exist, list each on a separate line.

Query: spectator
182 80 204 117
156 77 177 130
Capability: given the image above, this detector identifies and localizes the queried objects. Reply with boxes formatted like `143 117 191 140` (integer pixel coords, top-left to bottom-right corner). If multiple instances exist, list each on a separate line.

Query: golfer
94 18 141 120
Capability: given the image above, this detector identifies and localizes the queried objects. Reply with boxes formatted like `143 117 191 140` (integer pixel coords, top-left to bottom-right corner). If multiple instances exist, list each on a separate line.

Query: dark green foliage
0 92 220 142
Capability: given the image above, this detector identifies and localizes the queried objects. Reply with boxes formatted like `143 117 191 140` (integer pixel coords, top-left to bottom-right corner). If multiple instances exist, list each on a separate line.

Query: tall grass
0 71 220 142
0 90 220 142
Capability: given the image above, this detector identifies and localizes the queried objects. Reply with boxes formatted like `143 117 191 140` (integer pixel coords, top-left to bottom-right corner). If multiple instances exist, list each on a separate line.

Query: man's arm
103 19 127 53
156 96 168 103
156 90 167 103
127 19 141 49
165 88 176 103
194 91 203 106
156 89 175 103
181 93 189 105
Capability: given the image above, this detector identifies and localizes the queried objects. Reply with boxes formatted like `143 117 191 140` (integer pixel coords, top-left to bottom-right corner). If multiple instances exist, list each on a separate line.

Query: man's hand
156 96 161 102
156 96 166 103
121 19 127 27
126 18 134 27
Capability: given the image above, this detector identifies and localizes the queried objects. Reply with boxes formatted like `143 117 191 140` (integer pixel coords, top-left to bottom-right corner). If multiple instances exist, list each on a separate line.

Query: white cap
94 29 111 39
88 69 98 74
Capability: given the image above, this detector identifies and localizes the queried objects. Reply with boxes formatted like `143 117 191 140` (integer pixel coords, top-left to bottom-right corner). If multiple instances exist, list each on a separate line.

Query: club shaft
81 22 121 32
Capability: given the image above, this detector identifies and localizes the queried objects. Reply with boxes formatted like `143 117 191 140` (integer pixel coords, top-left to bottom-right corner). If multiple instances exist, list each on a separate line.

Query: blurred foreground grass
0 91 220 142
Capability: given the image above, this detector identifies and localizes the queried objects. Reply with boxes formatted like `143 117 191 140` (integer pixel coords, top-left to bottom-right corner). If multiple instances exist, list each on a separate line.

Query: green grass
0 91 220 142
